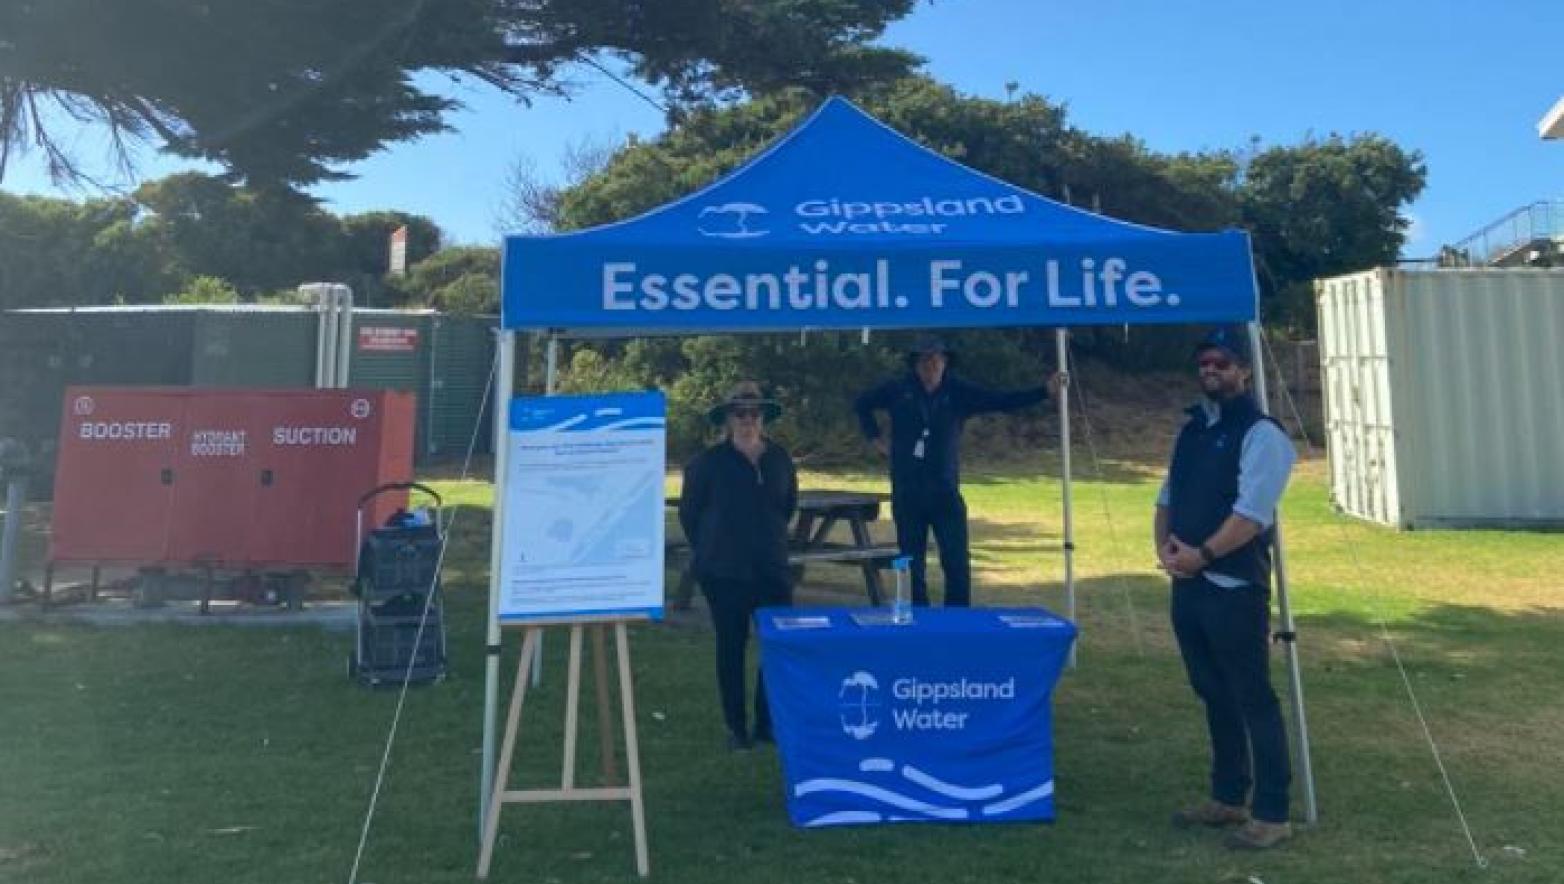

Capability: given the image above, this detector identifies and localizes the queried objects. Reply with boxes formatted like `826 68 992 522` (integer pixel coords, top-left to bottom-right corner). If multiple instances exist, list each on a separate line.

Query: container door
50 388 185 564
350 317 427 459
1320 282 1360 516
1320 274 1399 526
1356 278 1398 525
164 395 261 567
426 317 496 459
247 391 396 570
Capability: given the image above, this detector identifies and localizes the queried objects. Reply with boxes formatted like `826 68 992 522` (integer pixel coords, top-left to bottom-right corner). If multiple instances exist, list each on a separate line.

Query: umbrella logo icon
697 202 769 239
838 671 883 740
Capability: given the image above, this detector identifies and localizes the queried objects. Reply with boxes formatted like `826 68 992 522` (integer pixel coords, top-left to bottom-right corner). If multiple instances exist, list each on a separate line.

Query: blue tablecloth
758 606 1077 828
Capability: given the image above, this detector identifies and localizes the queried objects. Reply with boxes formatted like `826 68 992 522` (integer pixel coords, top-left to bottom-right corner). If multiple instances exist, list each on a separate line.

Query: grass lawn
2 457 1561 883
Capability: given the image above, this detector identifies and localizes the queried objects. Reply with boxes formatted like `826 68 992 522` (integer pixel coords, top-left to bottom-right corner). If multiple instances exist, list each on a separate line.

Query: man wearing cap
679 381 798 750
1156 327 1297 850
854 335 1060 608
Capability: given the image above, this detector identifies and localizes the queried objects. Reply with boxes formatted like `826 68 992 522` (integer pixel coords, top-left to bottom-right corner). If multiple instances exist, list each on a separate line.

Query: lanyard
914 387 935 459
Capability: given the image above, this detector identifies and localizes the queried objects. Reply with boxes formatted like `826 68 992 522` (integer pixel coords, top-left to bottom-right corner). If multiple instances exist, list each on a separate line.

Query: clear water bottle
891 556 912 624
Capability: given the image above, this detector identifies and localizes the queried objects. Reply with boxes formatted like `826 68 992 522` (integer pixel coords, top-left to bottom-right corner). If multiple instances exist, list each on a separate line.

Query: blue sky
4 0 1561 255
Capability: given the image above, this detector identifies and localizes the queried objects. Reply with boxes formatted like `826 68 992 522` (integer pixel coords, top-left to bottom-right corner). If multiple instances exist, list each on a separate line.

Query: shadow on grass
967 516 1064 564
959 455 1161 486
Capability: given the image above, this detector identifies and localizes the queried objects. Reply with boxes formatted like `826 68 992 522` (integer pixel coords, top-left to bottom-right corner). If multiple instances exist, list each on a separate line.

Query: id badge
912 437 926 459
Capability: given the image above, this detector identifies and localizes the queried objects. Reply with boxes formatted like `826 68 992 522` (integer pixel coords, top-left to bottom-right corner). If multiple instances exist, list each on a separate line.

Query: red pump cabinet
51 387 415 571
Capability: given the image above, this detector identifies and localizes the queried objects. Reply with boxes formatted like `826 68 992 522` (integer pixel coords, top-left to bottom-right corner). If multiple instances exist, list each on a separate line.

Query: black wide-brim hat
705 380 783 425
904 333 958 368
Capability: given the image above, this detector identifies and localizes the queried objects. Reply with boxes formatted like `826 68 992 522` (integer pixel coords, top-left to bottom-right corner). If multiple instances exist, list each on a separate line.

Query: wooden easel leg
616 622 650 877
561 626 582 790
592 625 619 783
477 628 540 879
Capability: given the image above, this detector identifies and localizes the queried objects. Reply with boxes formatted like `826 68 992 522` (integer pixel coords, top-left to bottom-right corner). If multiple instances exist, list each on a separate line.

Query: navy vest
1166 394 1278 588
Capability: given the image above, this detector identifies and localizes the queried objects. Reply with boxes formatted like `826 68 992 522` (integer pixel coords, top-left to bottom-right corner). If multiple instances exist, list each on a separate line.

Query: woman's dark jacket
678 440 798 585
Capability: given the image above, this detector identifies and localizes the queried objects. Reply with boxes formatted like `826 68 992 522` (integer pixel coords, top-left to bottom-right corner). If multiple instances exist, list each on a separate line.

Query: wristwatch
1197 543 1216 565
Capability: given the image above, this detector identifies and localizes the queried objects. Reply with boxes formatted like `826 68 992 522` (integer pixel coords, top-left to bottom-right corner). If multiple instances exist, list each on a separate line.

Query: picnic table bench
666 490 898 608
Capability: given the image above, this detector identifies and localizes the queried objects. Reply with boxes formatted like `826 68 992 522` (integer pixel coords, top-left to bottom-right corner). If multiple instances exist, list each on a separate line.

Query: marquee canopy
501 97 1258 332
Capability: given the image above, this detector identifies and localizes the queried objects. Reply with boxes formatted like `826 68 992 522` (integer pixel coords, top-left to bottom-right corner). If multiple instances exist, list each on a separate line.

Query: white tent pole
480 329 516 838
1054 329 1076 668
530 334 561 688
1247 320 1319 825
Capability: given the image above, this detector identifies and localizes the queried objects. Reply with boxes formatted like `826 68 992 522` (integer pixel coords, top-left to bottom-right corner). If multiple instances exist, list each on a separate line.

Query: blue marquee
501 97 1257 331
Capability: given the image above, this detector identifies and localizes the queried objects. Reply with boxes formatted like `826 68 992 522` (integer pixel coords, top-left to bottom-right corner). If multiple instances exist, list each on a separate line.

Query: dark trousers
892 486 972 607
1170 577 1292 823
701 575 791 739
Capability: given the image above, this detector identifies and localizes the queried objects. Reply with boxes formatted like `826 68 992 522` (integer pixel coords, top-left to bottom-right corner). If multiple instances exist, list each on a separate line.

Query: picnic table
667 490 898 609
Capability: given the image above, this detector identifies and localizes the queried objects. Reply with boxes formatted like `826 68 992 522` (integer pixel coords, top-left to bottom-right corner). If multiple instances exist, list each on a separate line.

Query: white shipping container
1316 268 1564 528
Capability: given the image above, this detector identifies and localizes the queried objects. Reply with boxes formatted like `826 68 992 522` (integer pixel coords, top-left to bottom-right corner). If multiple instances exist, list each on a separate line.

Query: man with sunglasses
854 334 1060 608
1155 326 1298 850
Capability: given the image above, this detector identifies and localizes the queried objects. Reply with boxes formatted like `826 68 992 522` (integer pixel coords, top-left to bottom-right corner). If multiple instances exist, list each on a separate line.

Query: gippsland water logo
696 194 1025 239
838 671 883 740
794 194 1025 235
696 203 770 239
837 669 1017 740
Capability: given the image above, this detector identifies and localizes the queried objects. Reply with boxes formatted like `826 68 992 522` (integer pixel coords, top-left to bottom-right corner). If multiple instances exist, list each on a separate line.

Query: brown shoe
1225 819 1293 850
1171 800 1249 829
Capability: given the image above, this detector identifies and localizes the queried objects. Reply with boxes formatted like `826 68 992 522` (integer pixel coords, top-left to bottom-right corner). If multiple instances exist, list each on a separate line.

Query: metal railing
1444 200 1564 266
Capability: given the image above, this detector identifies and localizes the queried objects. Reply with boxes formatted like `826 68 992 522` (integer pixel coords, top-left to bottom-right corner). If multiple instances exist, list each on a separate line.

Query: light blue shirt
1156 399 1296 587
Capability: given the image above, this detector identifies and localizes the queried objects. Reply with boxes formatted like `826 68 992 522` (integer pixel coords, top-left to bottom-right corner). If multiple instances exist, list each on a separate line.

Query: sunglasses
1197 356 1234 371
729 407 763 419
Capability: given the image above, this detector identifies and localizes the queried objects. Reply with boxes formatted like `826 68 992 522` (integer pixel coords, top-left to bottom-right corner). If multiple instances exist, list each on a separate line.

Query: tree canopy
0 173 443 309
1239 135 1426 328
0 0 920 188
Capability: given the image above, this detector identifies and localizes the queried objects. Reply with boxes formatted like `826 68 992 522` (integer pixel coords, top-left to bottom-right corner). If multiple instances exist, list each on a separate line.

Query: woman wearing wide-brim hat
677 381 798 750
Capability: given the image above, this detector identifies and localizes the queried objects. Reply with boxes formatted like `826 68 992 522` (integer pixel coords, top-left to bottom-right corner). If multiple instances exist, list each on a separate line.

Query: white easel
478 329 655 878
477 617 649 878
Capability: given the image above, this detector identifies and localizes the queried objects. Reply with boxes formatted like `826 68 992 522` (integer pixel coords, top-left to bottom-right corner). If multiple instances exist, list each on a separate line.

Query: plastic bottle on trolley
891 555 913 624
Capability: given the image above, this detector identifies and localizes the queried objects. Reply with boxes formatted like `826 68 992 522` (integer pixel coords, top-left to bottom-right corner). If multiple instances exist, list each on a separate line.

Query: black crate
356 614 446 685
358 525 441 598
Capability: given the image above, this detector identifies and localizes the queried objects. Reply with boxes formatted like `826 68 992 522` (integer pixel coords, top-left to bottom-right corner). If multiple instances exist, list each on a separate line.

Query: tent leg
1249 321 1319 825
481 329 517 839
530 334 561 689
1054 329 1076 668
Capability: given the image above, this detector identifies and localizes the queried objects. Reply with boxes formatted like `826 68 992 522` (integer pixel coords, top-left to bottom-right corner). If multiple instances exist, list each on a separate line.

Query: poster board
497 391 665 623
